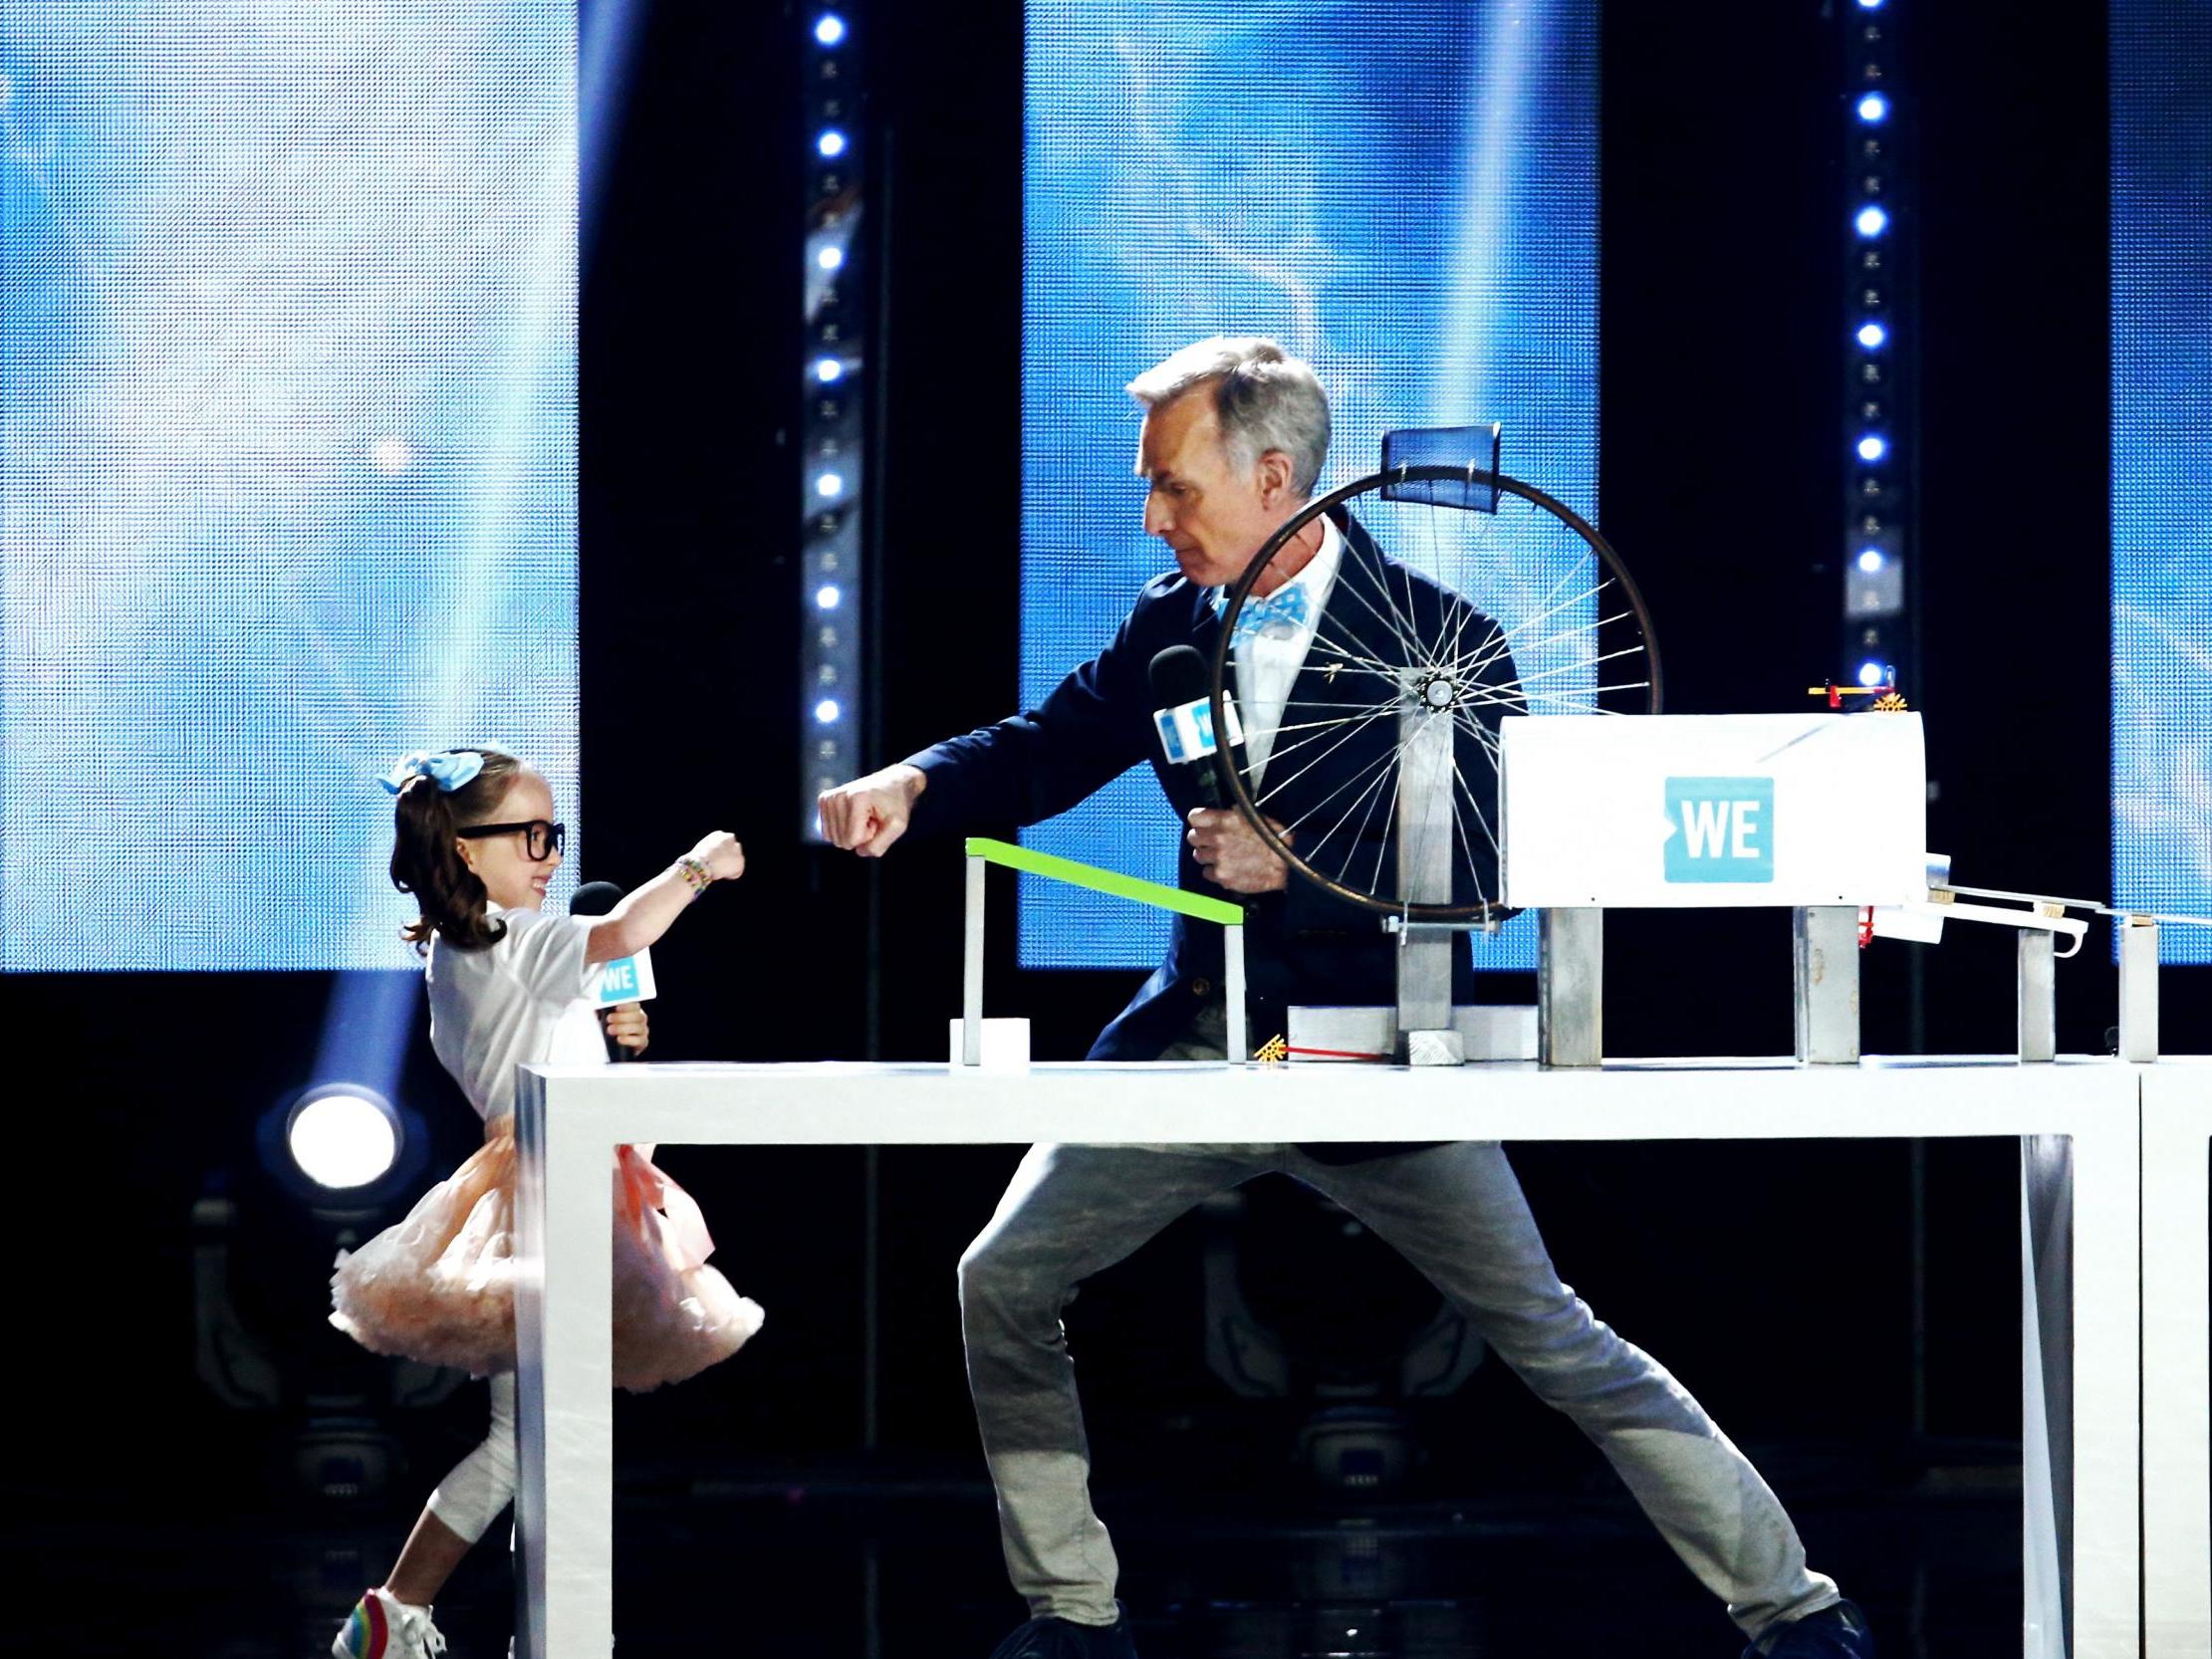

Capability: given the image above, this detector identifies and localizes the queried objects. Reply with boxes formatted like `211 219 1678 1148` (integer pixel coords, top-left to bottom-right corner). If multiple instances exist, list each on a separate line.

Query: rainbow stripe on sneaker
338 1591 388 1658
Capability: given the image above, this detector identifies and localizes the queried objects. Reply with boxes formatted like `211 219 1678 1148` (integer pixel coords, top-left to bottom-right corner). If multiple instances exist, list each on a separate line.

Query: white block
948 1017 1030 1068
1287 1004 1538 1062
1501 713 1927 908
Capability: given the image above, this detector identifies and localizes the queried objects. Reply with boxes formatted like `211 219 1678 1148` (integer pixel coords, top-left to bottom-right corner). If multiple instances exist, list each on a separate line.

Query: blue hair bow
379 749 484 795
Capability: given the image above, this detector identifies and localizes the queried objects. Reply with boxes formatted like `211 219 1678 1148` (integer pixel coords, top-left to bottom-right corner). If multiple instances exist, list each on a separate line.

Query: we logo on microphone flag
1153 694 1245 766
592 948 658 1006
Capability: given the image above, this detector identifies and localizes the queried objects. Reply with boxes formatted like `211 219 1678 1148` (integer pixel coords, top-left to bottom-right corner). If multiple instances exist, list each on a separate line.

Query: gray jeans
956 1136 1841 1640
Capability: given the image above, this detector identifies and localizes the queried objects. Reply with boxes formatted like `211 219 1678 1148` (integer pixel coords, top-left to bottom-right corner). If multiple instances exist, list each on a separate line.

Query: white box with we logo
1499 712 1927 908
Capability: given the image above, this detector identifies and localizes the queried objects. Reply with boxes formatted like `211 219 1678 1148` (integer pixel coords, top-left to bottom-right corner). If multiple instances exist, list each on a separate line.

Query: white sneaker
334 1587 448 1659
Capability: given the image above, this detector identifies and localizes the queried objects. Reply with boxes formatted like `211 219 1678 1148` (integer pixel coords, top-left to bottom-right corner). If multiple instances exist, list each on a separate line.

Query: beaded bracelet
675 855 713 895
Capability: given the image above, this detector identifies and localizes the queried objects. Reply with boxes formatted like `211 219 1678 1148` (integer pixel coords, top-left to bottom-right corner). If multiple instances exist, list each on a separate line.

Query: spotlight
816 471 845 498
1856 434 1888 462
1856 660 1888 688
814 357 845 383
285 1086 401 1192
818 129 849 159
1857 548 1885 574
814 698 842 724
1856 0 1884 9
817 245 845 271
1856 321 1887 349
1857 93 1889 123
816 585 842 609
815 13 847 45
1855 205 1889 238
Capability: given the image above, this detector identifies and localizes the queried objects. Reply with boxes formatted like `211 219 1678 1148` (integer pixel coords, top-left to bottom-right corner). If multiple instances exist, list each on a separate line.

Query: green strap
965 836 1243 927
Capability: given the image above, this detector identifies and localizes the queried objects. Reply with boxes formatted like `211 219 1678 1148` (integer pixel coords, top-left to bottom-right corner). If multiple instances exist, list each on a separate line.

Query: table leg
515 1086 616 1658
2143 1066 2210 1657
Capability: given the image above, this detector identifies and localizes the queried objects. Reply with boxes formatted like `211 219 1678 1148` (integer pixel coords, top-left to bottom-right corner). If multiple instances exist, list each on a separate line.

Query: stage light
816 585 842 609
817 129 848 158
285 1087 401 1191
1856 434 1887 462
815 13 847 45
816 471 845 498
815 698 842 724
817 245 845 271
1856 0 1884 9
1855 205 1889 238
814 357 845 383
1857 548 1885 574
1857 660 1887 687
1857 93 1889 123
1856 321 1886 349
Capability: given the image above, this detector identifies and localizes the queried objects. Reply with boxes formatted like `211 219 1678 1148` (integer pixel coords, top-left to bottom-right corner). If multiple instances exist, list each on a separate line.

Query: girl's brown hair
389 749 527 954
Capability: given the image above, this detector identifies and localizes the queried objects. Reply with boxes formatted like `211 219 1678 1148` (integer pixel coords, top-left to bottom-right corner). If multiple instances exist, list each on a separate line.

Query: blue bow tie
1216 581 1313 647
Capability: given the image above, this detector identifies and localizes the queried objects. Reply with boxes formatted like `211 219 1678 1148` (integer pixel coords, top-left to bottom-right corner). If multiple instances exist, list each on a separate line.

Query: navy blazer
905 512 1519 1065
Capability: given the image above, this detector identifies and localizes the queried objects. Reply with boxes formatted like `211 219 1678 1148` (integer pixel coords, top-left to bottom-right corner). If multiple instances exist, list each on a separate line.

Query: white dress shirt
1234 513 1344 793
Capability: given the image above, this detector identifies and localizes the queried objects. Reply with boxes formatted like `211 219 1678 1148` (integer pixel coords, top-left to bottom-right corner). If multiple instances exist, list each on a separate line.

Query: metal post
1223 920 1248 1064
2017 928 2057 1063
2119 914 2159 1064
1394 689 1459 1063
1539 907 1602 1067
1793 905 1860 1065
961 852 985 1066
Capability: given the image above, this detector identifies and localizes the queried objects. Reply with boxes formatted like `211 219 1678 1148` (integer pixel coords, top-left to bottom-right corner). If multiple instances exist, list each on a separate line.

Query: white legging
425 1373 517 1544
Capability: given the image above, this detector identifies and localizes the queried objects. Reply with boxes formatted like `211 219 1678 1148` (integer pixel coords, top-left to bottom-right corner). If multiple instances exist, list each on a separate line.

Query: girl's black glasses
455 820 567 861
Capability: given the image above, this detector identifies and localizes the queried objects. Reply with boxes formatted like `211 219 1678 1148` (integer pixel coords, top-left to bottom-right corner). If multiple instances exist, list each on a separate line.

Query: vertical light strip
799 8 866 838
1839 0 1911 693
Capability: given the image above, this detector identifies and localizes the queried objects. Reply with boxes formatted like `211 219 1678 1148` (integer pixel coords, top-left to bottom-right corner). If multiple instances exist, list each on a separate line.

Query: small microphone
1148 644 1245 810
569 881 654 1063
570 880 624 918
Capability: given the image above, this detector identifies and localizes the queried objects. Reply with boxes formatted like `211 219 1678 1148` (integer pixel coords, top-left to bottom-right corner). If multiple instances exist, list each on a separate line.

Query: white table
512 1057 2143 1659
2142 1061 2212 1657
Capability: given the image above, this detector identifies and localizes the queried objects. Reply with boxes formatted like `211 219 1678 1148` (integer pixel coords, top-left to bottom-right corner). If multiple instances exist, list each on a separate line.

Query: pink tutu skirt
330 1128 764 1391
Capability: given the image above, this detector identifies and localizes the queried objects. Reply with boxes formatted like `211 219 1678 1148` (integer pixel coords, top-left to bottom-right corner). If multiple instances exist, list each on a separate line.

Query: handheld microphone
1148 644 1245 810
569 881 656 1063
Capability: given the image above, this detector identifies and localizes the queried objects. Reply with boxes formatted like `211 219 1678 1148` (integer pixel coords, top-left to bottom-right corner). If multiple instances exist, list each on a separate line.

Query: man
818 339 1872 1659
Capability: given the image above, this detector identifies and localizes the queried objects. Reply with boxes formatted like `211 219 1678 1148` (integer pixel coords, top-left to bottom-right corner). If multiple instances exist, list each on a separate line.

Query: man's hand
1186 807 1290 894
818 764 926 856
602 1002 649 1056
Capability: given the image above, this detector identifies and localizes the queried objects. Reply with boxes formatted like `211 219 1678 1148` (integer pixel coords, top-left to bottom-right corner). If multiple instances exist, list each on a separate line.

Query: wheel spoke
1217 464 1653 918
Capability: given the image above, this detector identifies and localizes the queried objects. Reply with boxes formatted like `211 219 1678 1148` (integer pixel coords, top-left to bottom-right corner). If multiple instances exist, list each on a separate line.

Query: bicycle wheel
1207 466 1658 923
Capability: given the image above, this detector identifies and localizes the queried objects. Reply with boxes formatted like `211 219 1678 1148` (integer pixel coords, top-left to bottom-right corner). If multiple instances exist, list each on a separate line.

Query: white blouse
425 903 607 1124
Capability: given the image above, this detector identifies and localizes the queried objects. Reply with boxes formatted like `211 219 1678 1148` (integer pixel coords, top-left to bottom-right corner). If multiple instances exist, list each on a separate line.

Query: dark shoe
1746 1599 1874 1659
986 1602 1138 1659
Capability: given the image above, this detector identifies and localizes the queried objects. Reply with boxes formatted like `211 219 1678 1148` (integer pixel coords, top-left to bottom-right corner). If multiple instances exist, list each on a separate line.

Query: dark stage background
7 1 2151 1653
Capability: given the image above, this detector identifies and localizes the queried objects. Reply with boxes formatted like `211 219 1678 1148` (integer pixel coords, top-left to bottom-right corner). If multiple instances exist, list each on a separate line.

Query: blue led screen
0 5 578 971
1022 0 1598 969
2113 3 2212 960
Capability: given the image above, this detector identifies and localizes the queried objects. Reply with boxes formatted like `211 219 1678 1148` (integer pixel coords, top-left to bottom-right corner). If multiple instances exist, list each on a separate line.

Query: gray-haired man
820 339 1872 1659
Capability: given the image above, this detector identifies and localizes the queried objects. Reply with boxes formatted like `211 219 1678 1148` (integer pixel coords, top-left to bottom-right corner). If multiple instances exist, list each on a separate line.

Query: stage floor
19 1456 2021 1658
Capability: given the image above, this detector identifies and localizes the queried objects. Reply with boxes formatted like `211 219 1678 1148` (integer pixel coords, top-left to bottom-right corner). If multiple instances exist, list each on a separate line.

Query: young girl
330 747 763 1659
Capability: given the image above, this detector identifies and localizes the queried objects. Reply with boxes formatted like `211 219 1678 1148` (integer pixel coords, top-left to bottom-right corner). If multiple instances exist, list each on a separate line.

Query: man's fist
818 764 927 857
1186 806 1290 894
